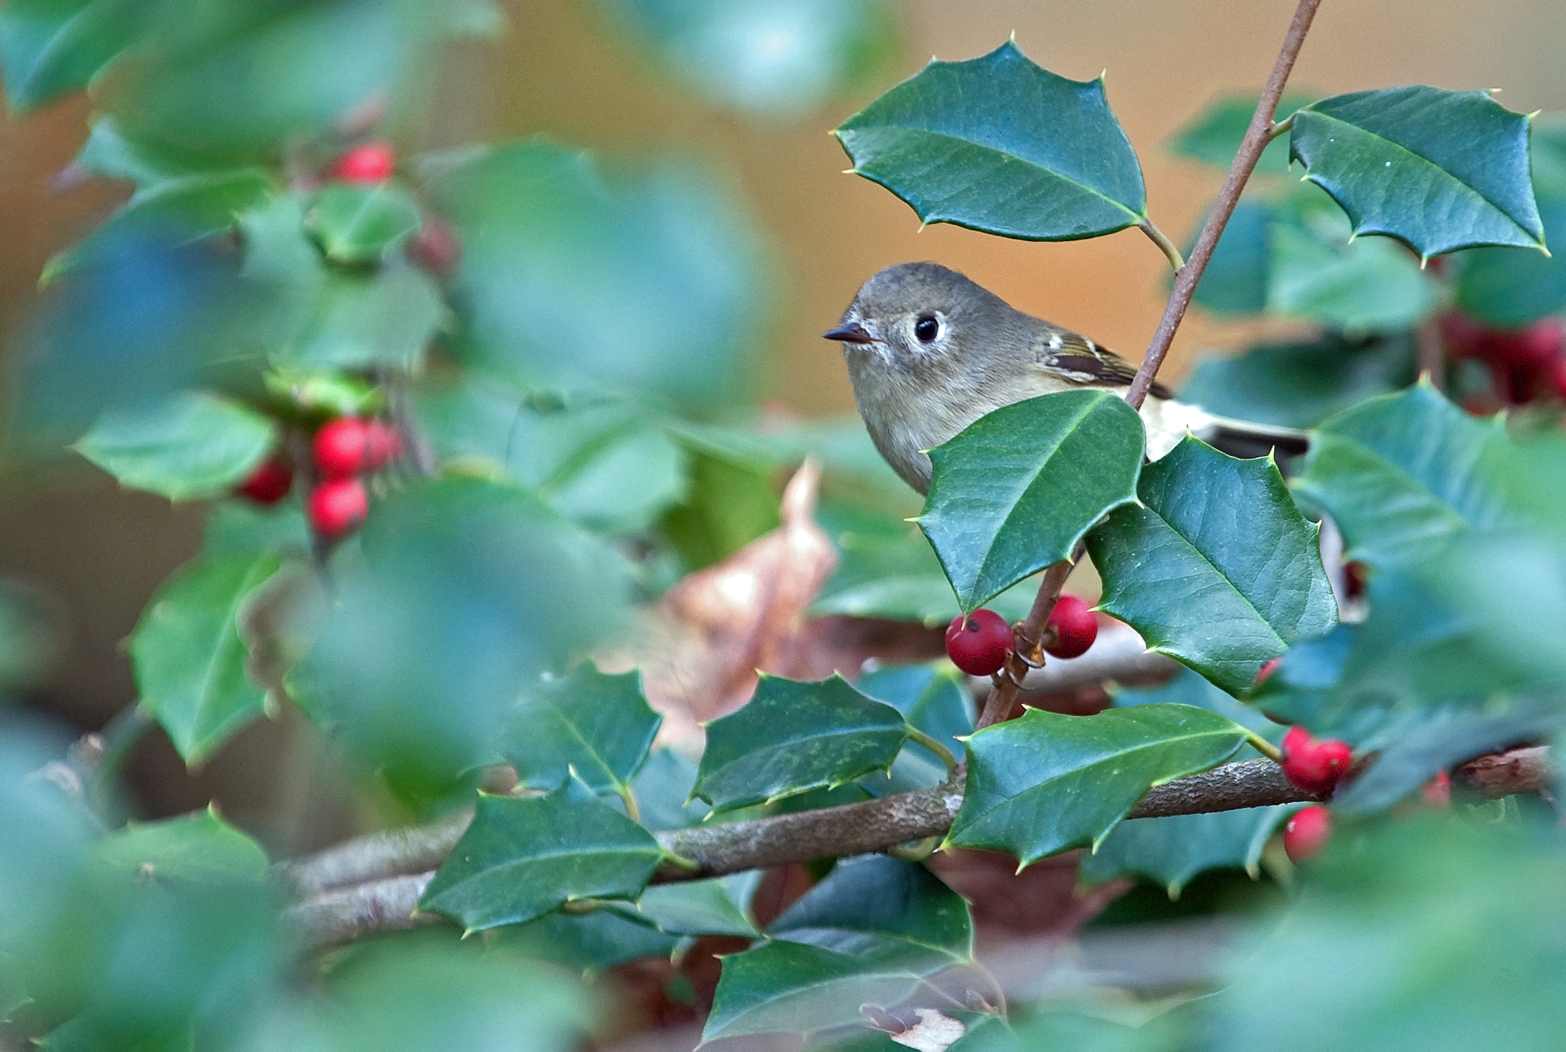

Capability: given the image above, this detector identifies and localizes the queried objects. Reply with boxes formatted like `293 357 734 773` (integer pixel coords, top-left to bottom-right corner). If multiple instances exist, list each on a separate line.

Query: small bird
824 261 1305 494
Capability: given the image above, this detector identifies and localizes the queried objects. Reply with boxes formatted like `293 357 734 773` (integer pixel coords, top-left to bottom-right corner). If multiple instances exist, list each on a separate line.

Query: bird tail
1140 398 1308 460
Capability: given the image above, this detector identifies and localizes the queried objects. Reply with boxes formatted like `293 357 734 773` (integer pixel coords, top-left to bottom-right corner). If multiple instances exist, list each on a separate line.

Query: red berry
364 420 402 469
1281 726 1354 795
1422 769 1452 808
307 477 368 539
235 458 292 505
314 418 399 478
331 142 395 183
407 216 462 276
1043 595 1097 659
945 609 1012 677
1254 658 1281 687
1550 354 1566 401
1479 317 1565 370
1283 804 1332 863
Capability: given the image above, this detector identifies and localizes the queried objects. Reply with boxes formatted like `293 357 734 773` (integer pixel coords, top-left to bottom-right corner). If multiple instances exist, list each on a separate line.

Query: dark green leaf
493 908 679 974
288 476 633 805
947 704 1250 865
423 140 771 410
769 856 973 971
94 806 267 884
278 262 443 373
130 551 281 766
1267 219 1438 334
500 665 661 797
605 0 897 116
703 939 927 1042
1191 198 1271 315
420 783 665 932
1080 806 1289 897
1291 382 1520 570
693 675 908 811
857 663 972 794
629 748 710 832
835 40 1147 240
305 183 423 264
0 0 144 113
73 390 275 501
43 169 274 283
1088 437 1337 694
1289 87 1544 259
622 872 761 938
1179 334 1416 431
200 501 312 559
1170 93 1314 174
1211 818 1566 1052
921 390 1144 610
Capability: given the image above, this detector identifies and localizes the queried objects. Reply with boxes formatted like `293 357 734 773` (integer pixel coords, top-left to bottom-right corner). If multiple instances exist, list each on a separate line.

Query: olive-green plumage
825 262 1300 493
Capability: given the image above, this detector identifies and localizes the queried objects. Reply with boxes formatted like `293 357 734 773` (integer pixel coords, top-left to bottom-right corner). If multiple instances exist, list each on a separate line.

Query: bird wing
1031 328 1173 400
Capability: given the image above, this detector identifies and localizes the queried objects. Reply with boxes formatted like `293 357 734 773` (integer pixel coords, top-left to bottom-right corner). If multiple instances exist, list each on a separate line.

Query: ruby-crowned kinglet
825 261 1304 493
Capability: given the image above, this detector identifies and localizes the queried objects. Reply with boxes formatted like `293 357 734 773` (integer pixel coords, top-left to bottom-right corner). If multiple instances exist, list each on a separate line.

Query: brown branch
279 744 1553 949
1124 0 1323 410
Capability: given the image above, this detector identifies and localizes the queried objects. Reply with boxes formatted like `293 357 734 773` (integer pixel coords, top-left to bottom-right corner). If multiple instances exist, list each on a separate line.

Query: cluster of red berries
328 141 461 276
943 596 1099 677
234 416 401 540
1441 311 1566 409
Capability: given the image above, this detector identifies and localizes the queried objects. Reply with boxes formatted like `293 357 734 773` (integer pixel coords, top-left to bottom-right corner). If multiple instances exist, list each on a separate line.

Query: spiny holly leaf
0 0 144 113
921 390 1144 611
420 782 665 933
1179 334 1416 431
1087 437 1337 695
130 551 282 766
946 704 1251 866
768 856 973 972
703 939 929 1043
834 39 1147 241
493 908 679 975
500 665 661 798
1080 806 1291 897
1289 87 1544 259
95 806 268 885
618 872 762 938
73 390 276 501
857 663 973 794
693 675 908 811
305 183 423 264
1170 92 1314 175
278 262 444 373
1267 220 1438 334
1291 382 1520 570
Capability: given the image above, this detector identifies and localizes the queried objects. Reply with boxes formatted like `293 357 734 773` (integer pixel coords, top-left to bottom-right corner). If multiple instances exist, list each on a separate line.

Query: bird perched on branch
824 261 1306 494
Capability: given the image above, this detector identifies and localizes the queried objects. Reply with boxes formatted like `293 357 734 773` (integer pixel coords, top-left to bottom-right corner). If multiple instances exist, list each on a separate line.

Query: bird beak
822 322 875 344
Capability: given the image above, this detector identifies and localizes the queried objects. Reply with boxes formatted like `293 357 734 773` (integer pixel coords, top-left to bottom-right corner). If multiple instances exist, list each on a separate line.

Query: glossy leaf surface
74 390 275 501
835 40 1146 240
693 675 908 811
130 551 281 766
1089 437 1337 694
305 183 423 264
947 704 1250 865
420 783 664 932
1290 87 1544 259
501 665 661 797
921 390 1144 610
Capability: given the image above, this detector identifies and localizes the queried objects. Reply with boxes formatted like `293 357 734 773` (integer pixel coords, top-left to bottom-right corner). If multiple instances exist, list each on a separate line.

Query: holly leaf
692 675 908 811
1191 198 1272 315
0 0 144 113
499 665 661 797
420 782 665 932
95 806 268 884
1170 92 1314 175
73 390 275 501
920 390 1145 611
493 909 679 975
1289 87 1544 259
620 872 762 938
1291 382 1521 570
277 262 444 373
129 551 282 766
946 704 1251 866
1087 437 1337 695
1267 219 1438 334
304 183 423 264
1080 806 1291 897
834 39 1147 240
1179 334 1416 431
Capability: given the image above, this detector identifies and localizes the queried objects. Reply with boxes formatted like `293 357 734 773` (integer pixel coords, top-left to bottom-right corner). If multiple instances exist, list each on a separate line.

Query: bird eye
914 315 939 343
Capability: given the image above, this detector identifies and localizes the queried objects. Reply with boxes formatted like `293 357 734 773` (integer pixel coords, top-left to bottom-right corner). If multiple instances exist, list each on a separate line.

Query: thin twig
1125 0 1323 410
976 549 1081 731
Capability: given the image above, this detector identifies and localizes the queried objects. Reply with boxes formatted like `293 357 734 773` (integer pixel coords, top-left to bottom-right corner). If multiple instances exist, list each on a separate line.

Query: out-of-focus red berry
331 142 396 183
1422 769 1452 808
1284 804 1332 863
314 418 400 479
945 609 1012 677
236 458 292 505
1043 595 1098 659
307 477 368 539
1255 658 1281 687
407 216 462 276
1281 726 1353 795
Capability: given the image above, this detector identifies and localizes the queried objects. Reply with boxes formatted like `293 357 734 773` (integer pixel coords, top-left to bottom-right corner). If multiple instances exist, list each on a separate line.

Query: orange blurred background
2 0 1564 829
